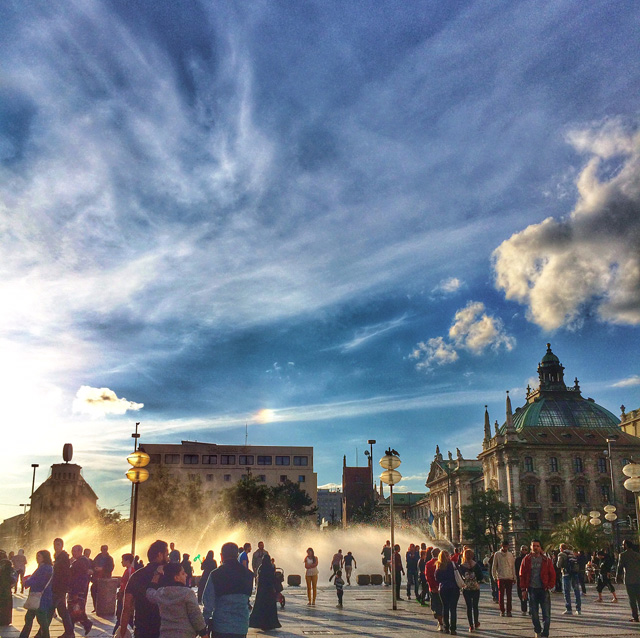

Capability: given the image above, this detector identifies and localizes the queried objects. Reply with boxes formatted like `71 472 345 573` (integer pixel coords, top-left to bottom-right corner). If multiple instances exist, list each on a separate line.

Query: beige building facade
141 440 317 504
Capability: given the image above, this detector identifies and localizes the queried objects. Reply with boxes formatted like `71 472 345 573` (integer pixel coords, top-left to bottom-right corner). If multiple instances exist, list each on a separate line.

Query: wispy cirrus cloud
612 375 640 388
336 315 408 352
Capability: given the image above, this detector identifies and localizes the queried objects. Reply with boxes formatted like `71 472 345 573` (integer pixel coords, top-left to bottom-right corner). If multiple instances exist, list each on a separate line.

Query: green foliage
222 476 316 528
349 499 386 526
461 489 520 553
551 515 606 553
98 508 124 526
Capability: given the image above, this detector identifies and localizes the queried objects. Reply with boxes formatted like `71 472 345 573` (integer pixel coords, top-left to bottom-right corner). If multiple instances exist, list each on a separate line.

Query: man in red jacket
425 548 443 631
520 539 556 638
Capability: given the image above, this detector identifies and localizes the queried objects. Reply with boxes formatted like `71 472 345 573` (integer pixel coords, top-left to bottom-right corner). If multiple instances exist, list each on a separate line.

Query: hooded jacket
491 549 516 581
146 585 206 638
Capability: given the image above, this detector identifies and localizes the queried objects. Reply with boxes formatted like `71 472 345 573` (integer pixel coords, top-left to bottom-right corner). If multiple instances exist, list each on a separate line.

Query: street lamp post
30 464 39 499
380 449 402 611
605 435 620 549
126 423 150 556
623 461 640 546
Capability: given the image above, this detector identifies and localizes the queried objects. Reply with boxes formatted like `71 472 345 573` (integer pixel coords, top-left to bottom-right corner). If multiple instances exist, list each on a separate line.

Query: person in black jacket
68 545 92 636
51 538 74 638
458 548 483 632
514 545 529 615
197 551 217 604
249 553 281 630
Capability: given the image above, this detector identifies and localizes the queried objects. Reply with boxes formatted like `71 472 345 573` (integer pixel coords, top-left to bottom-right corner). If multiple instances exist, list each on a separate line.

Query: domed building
427 344 640 545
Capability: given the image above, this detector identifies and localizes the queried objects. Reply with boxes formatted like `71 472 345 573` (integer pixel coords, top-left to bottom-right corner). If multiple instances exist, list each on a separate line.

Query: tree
269 479 317 525
220 475 270 525
551 515 606 553
461 489 520 553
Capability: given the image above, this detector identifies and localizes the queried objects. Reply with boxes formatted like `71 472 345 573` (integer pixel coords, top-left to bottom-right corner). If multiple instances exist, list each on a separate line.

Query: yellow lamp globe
379 454 401 471
126 467 150 483
380 469 402 486
127 451 151 468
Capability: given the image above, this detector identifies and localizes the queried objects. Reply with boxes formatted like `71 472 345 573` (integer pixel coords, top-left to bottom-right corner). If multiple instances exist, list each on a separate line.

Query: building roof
383 492 426 506
499 344 619 433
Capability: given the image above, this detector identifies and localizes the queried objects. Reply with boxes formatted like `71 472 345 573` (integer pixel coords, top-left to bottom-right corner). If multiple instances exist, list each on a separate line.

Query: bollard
95 577 120 617
370 574 383 585
357 574 371 586
287 574 302 587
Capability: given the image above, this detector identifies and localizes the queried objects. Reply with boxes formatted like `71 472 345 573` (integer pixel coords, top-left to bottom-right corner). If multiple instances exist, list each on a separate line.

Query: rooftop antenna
245 422 248 446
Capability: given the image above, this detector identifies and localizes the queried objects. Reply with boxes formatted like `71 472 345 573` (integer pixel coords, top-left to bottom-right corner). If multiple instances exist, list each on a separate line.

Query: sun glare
255 408 276 424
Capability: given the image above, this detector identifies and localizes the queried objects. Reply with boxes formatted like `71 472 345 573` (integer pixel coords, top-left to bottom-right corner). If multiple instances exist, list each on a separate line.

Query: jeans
19 608 51 638
562 573 581 612
305 574 318 604
430 590 443 620
440 587 460 632
406 572 419 598
529 588 551 637
498 579 513 614
336 590 343 605
395 571 403 599
517 583 528 613
627 583 640 621
489 574 498 601
578 570 586 594
463 589 480 627
51 594 74 635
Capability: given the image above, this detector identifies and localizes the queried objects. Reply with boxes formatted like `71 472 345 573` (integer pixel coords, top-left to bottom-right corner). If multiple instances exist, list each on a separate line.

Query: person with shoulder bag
435 550 460 635
19 550 54 638
458 548 484 632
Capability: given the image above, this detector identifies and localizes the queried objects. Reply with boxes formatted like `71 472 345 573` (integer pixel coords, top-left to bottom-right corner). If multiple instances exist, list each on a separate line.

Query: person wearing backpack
556 544 581 615
458 549 484 632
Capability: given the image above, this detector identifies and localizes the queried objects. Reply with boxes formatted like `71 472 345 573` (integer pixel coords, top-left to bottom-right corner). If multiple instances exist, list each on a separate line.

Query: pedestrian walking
417 550 429 605
435 550 460 635
51 538 74 638
595 549 618 603
343 552 356 585
381 541 392 584
180 554 193 588
169 543 181 564
19 550 54 638
249 553 281 630
458 548 483 632
392 544 405 601
118 539 169 638
576 551 588 595
406 544 420 600
616 539 640 623
251 542 267 574
304 548 318 606
67 545 93 636
146 562 207 638
329 569 345 608
197 551 217 604
91 544 114 613
203 542 254 638
519 539 555 638
426 548 443 631
556 544 581 615
12 549 27 594
0 549 14 626
238 543 251 570
515 545 529 615
330 550 344 575
113 553 134 636
492 540 516 617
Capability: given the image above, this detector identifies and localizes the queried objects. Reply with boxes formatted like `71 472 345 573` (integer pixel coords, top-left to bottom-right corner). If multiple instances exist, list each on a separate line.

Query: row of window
159 454 309 467
524 482 611 504
202 474 306 483
524 455 611 474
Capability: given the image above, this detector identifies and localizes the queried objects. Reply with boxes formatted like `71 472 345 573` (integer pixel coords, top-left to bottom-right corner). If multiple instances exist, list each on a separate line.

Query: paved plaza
2 584 636 638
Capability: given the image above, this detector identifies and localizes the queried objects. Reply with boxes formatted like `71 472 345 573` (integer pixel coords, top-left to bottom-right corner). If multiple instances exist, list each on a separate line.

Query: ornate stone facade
427 345 640 544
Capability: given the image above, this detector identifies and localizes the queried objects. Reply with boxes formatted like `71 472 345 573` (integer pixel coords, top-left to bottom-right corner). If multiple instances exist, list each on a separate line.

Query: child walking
330 569 345 607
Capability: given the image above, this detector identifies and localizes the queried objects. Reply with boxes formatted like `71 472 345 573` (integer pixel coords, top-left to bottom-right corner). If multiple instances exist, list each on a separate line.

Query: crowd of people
0 536 639 638
379 537 640 636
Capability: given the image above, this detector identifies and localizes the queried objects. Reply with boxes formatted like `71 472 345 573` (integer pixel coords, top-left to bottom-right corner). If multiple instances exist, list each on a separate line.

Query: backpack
566 553 579 574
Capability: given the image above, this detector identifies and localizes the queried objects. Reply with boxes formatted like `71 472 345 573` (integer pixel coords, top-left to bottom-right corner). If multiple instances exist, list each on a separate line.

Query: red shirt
425 558 439 591
118 565 134 600
451 552 460 564
519 553 556 591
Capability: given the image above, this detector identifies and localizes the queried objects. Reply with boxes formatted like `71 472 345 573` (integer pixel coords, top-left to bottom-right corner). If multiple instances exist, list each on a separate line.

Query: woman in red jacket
519 540 556 638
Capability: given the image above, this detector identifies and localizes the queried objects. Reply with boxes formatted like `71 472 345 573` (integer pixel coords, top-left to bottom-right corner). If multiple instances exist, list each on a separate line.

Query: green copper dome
540 343 560 365
512 396 619 430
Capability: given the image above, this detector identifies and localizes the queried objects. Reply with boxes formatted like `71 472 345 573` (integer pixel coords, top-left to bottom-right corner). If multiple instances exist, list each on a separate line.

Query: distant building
317 488 342 525
427 344 640 545
341 456 373 526
141 440 317 506
621 405 640 438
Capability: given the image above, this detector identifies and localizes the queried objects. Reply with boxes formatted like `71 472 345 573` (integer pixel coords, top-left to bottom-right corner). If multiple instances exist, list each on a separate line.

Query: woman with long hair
304 548 318 606
19 550 54 638
249 553 281 630
458 548 484 632
435 549 460 635
197 551 217 604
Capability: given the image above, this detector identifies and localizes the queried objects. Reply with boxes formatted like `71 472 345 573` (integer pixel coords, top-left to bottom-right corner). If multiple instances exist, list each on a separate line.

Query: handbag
24 572 53 610
453 565 465 589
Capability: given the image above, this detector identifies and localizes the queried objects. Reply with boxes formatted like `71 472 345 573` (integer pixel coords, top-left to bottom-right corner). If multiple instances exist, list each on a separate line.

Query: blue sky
2 0 640 521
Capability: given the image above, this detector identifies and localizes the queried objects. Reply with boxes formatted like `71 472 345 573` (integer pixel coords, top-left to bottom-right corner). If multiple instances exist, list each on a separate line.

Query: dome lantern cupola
537 343 566 392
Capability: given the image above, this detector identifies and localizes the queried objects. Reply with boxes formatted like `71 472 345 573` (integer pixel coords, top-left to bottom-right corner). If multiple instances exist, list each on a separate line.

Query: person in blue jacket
19 550 54 638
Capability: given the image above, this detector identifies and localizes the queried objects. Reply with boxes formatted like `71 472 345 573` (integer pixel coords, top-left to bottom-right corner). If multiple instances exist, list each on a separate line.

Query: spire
506 391 515 432
494 420 499 436
379 479 384 498
343 455 346 467
484 405 491 441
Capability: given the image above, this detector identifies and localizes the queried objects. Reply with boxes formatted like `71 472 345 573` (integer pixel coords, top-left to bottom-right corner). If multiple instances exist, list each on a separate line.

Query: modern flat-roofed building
317 488 342 525
141 440 317 505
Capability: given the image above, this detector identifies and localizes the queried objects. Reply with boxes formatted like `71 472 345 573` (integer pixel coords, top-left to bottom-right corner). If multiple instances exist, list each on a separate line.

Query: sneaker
451 631 457 636
336 604 342 608
630 618 640 622
574 610 581 615
500 612 505 617
562 610 572 615
612 598 619 603
507 612 512 617
469 627 474 632
84 622 93 636
437 624 443 632
474 623 480 629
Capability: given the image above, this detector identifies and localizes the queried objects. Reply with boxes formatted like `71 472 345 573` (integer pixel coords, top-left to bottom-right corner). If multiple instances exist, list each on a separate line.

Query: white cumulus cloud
73 386 143 417
432 277 463 295
410 302 514 370
612 375 640 388
493 119 640 330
